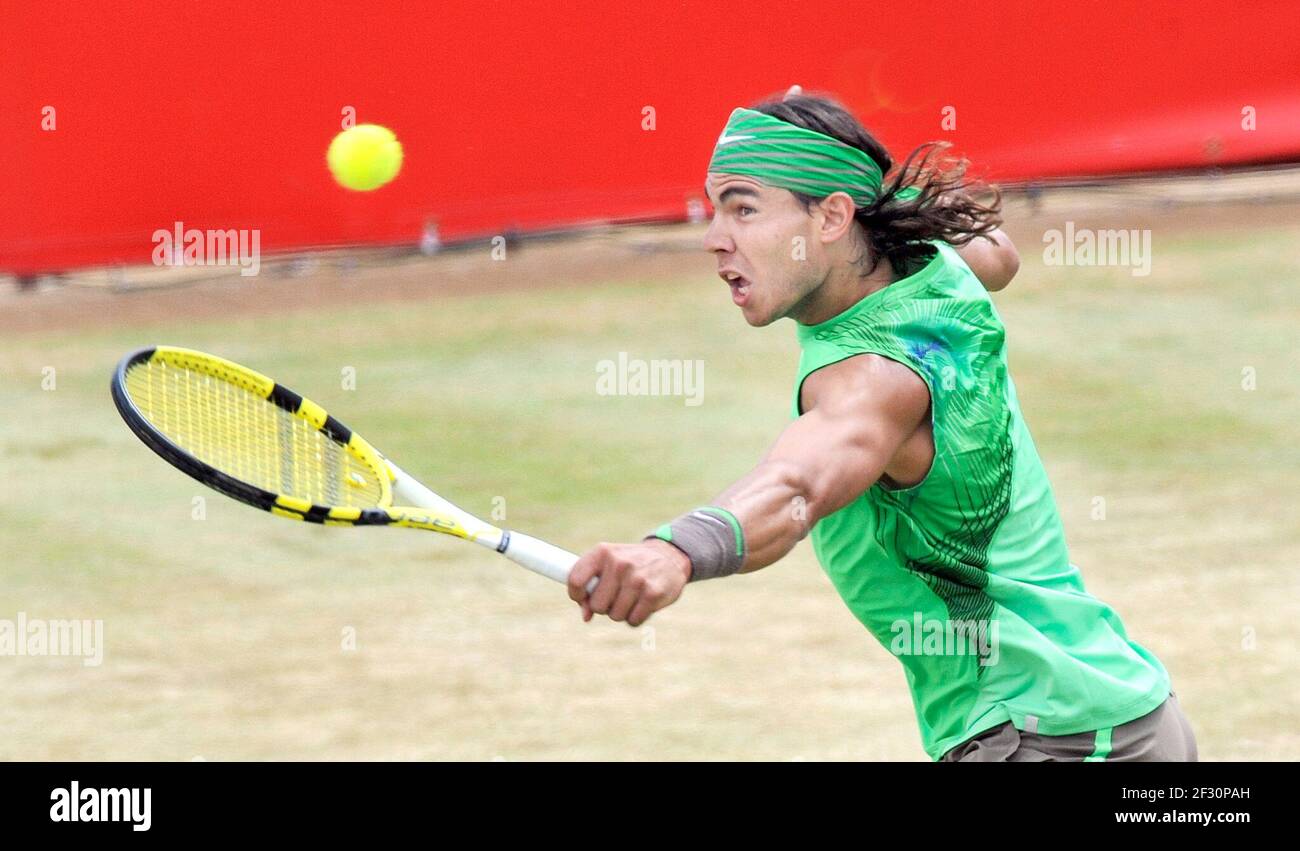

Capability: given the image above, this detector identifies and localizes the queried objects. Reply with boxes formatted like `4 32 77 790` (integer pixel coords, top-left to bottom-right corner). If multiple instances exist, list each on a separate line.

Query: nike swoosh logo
716 134 754 146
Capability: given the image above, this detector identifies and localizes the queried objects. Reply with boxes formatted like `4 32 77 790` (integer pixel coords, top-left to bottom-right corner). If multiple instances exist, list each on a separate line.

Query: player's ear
816 192 857 242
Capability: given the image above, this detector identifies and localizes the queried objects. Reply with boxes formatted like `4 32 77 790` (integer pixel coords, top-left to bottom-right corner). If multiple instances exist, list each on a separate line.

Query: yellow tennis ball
327 124 403 191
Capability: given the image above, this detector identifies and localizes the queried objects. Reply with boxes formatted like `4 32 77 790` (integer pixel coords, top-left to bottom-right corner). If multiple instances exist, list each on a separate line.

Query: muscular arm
567 354 931 625
955 228 1020 292
717 353 931 570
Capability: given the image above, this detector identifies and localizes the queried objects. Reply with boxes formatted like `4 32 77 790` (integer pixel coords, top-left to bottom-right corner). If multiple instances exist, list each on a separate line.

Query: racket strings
124 360 386 508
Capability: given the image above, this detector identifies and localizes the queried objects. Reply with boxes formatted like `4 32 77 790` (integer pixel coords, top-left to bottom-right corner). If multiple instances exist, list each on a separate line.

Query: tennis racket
110 346 592 590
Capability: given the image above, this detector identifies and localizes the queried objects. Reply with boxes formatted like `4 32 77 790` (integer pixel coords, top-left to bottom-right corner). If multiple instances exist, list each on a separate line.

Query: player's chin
737 301 778 327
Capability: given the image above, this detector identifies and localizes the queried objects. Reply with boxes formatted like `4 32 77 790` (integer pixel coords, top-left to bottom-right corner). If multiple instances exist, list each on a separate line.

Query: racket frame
111 346 584 588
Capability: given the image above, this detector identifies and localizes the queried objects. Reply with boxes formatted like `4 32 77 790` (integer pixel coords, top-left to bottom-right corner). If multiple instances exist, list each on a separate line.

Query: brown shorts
941 691 1198 762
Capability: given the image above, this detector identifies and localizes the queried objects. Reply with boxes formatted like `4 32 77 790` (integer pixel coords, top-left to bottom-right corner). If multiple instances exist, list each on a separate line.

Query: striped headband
707 107 886 206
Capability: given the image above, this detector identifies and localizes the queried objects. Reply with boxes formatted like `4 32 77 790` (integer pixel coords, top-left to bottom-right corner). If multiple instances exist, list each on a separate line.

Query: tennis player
568 87 1196 762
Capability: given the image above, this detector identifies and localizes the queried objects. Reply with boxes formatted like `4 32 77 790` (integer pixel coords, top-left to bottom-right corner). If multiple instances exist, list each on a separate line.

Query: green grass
0 221 1296 760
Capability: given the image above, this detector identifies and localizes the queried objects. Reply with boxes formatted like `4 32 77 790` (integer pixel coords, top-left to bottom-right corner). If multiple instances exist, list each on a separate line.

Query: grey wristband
645 506 746 581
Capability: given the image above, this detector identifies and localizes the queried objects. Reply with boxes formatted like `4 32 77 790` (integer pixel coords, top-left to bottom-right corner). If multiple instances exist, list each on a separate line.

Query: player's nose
702 216 732 254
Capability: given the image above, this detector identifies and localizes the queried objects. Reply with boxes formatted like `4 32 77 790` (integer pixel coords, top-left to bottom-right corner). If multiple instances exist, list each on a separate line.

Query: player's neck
792 258 896 326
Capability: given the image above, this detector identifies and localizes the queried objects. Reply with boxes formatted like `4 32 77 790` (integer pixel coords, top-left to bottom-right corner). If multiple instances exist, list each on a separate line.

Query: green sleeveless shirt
792 241 1170 760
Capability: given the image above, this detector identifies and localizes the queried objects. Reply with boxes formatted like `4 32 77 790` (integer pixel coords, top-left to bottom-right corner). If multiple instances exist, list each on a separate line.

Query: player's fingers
567 547 605 602
783 84 802 101
627 598 657 628
607 580 641 623
586 552 622 615
581 599 593 622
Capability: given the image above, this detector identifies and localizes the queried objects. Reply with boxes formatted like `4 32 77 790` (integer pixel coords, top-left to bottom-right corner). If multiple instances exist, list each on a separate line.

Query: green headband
707 107 885 206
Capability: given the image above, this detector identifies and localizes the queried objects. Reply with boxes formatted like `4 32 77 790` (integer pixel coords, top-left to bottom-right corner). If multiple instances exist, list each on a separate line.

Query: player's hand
567 540 692 627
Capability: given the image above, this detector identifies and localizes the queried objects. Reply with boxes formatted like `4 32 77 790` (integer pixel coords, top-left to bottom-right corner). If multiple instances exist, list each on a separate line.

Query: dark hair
752 93 1002 277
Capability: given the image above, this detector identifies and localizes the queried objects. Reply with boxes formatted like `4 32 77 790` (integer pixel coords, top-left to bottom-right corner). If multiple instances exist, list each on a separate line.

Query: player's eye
738 205 757 217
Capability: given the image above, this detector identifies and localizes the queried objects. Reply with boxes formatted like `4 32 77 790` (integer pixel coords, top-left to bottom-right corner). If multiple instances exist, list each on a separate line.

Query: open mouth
721 271 751 305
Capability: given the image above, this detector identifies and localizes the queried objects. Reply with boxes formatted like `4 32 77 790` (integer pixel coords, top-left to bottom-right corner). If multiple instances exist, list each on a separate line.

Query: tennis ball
327 124 403 191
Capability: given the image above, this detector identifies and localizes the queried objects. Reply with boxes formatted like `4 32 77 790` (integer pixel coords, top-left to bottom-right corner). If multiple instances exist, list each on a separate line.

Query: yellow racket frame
113 346 480 539
111 346 585 588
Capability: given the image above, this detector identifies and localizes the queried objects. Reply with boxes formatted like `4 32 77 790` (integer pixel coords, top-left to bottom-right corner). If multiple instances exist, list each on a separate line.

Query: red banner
4 1 1298 274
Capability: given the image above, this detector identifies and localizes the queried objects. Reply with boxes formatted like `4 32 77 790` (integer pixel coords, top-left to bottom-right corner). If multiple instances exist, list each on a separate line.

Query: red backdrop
4 1 1299 274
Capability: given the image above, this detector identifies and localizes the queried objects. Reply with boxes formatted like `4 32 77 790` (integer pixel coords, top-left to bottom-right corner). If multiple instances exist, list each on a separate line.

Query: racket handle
502 531 598 594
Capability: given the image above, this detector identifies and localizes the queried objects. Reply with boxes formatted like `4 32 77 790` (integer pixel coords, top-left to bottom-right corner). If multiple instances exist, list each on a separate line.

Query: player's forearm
710 403 898 572
711 459 818 572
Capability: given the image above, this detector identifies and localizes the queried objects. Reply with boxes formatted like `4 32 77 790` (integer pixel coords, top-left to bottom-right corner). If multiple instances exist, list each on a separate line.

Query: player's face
703 174 827 327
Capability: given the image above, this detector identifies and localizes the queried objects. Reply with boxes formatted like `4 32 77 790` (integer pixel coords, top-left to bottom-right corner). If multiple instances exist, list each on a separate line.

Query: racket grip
502 531 599 594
